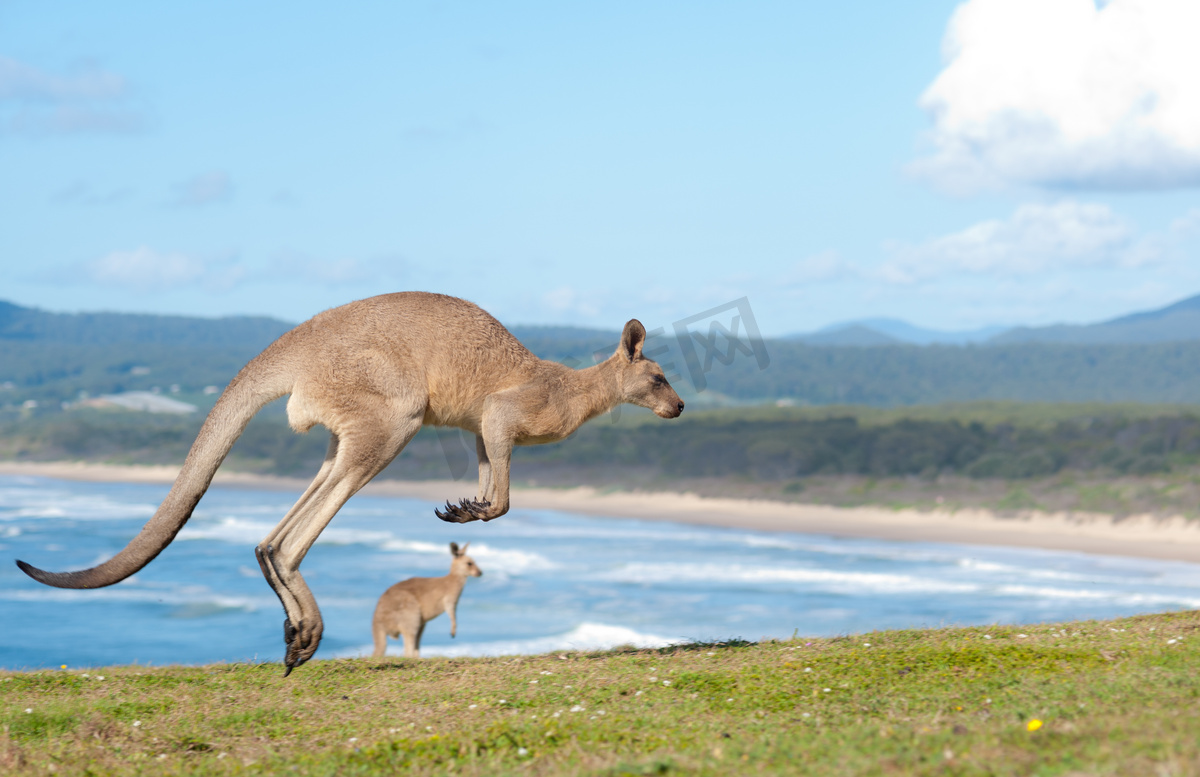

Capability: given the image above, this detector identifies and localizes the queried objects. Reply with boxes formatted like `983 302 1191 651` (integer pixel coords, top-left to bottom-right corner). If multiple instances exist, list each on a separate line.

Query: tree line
4 406 1198 482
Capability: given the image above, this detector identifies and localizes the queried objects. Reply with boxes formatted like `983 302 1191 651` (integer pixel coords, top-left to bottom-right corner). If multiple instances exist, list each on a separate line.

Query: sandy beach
3 460 1200 563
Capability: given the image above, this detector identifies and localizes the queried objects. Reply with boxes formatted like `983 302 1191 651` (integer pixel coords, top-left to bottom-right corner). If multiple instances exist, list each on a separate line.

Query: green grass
5 611 1200 775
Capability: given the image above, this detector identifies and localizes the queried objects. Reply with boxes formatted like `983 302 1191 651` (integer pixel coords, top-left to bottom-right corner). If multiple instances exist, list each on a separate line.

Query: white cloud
882 200 1152 283
169 171 233 207
913 0 1200 191
0 56 142 135
85 247 245 292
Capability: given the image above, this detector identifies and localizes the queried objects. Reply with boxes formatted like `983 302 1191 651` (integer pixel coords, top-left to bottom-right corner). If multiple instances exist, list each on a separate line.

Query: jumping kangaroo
15 292 683 674
372 542 482 659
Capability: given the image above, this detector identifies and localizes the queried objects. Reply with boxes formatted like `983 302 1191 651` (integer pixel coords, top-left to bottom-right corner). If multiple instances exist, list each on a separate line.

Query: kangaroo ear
450 542 460 556
460 542 470 554
618 319 646 362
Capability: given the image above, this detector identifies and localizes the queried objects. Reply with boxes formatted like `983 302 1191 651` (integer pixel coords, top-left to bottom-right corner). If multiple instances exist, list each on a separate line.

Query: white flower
662 680 671 686
24 708 32 714
635 690 643 696
530 680 538 684
570 705 585 713
468 704 477 709
1168 639 1178 645
802 713 811 718
498 699 506 704
1017 634 1028 639
803 668 812 673
823 688 831 693
133 721 141 727
518 748 528 756
649 676 657 682
863 643 871 647
348 737 358 743
726 698 734 702
707 652 716 656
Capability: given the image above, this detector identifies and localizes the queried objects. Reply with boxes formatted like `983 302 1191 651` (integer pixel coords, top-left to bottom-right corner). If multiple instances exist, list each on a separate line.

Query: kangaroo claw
282 616 322 675
435 498 492 523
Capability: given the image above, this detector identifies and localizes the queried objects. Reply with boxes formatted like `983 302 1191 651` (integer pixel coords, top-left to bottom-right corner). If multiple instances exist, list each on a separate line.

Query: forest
3 403 1197 484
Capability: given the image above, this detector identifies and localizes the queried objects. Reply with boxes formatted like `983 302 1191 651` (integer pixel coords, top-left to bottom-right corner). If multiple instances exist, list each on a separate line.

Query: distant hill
790 324 902 346
992 293 1200 345
0 300 293 348
788 318 1006 346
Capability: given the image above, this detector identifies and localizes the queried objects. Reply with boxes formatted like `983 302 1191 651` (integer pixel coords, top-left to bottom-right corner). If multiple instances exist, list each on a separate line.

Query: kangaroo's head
449 542 483 577
613 319 685 419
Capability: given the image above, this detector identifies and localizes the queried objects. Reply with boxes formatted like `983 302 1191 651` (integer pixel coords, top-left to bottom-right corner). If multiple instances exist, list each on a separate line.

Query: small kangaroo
372 542 482 659
16 292 683 673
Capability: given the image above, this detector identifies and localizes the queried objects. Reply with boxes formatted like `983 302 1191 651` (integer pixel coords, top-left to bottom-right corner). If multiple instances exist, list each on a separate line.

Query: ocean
3 473 1200 670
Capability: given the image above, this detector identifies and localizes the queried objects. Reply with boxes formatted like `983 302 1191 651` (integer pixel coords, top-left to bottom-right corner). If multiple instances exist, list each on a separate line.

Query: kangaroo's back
284 292 541 429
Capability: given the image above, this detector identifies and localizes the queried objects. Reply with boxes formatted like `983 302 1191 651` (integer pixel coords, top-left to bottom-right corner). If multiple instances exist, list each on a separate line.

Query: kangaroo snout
656 398 685 419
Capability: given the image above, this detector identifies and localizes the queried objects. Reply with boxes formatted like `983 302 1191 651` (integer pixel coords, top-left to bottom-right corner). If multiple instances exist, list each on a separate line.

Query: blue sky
2 0 1198 337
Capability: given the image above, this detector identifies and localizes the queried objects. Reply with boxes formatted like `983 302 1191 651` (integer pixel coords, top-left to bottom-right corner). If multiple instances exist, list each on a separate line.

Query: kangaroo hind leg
257 405 423 674
402 620 427 659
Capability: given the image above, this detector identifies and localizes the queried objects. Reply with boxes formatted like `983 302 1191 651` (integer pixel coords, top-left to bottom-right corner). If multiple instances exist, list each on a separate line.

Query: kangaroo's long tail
16 354 294 589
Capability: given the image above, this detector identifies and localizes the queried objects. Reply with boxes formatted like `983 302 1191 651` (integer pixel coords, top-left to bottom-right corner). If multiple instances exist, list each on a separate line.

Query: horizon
3 1 1199 338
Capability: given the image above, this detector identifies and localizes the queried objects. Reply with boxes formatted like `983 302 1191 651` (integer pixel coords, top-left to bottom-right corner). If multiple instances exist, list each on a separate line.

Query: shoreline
3 461 1200 563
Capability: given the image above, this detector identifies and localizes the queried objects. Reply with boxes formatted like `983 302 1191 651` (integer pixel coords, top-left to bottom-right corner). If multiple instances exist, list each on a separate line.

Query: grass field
4 610 1200 776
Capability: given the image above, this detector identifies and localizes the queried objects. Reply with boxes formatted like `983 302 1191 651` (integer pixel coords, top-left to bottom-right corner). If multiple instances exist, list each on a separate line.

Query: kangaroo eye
653 375 666 385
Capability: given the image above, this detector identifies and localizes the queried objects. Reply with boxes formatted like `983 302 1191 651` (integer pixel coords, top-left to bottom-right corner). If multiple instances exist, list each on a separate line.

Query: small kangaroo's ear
618 319 646 362
460 542 470 554
450 542 460 556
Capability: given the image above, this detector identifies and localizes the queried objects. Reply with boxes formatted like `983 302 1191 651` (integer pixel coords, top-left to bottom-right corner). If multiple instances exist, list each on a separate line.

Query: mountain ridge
786 292 1200 347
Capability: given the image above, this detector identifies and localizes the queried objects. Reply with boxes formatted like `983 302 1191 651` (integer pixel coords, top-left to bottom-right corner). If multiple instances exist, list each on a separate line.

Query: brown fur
16 292 683 673
371 542 482 659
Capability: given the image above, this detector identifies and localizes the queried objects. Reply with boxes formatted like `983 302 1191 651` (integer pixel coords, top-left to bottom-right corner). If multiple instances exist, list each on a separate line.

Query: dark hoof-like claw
435 498 493 523
282 616 322 676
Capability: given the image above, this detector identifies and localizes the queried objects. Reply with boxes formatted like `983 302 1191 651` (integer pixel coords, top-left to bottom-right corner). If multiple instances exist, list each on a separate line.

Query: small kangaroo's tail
16 353 294 589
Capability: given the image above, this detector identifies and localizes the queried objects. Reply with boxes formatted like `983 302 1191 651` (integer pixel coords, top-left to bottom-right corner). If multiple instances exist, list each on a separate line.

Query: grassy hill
3 610 1199 776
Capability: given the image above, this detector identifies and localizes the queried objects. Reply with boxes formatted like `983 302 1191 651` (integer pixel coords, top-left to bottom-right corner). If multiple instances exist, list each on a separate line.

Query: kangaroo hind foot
435 498 493 523
256 543 324 676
